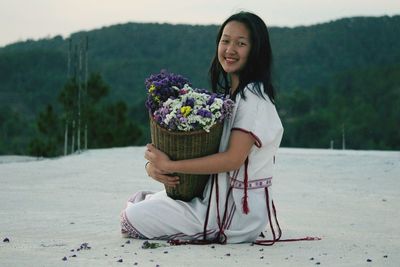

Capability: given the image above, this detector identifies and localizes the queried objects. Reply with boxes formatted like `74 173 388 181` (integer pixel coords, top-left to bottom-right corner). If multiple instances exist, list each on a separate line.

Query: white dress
121 83 284 243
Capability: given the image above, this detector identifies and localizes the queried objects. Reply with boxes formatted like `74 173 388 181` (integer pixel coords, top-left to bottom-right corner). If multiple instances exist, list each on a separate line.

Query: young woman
120 11 284 244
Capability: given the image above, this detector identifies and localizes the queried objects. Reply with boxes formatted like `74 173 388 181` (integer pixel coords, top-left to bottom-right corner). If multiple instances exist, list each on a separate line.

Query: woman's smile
224 56 239 64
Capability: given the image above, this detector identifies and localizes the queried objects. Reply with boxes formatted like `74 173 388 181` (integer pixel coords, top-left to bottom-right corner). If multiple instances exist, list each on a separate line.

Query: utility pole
64 39 72 155
342 124 346 150
71 44 78 154
77 40 82 153
84 36 89 150
63 36 89 155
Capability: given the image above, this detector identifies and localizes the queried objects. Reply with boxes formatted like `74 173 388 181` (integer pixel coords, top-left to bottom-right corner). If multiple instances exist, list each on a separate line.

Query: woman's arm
145 130 254 175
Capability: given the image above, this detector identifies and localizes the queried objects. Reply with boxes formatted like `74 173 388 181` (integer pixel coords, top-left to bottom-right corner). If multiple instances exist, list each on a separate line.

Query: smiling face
218 21 251 78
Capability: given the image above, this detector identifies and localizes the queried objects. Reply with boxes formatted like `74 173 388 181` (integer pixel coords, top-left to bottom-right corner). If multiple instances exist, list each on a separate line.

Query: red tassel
242 196 249 214
242 158 249 214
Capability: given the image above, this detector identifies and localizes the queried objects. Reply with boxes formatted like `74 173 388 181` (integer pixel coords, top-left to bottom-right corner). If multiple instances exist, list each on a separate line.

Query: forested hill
1 15 399 154
1 15 399 114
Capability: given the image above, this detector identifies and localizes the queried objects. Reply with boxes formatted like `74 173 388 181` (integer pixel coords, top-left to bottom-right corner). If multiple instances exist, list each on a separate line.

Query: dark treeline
0 15 399 155
279 64 400 149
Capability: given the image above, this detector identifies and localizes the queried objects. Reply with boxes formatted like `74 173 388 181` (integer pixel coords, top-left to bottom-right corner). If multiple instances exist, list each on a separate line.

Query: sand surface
0 147 399 266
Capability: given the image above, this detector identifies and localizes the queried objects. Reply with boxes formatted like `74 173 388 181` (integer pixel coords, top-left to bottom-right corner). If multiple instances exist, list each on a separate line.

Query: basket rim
149 114 223 136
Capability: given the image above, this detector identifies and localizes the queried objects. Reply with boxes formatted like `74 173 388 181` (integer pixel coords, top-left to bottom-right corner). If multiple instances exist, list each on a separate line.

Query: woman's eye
238 42 247 46
220 39 229 44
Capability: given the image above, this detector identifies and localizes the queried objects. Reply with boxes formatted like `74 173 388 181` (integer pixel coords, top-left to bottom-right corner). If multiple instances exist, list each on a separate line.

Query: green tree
29 73 142 157
29 105 61 156
87 101 142 148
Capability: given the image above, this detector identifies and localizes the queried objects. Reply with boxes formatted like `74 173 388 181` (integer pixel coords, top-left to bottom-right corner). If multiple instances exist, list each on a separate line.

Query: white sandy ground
0 147 399 267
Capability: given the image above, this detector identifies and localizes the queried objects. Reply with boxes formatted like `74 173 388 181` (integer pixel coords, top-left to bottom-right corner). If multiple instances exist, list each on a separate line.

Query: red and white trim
230 177 272 190
120 211 148 239
121 205 218 241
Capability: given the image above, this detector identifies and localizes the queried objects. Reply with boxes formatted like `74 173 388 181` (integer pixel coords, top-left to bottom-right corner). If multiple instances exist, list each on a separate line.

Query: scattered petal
141 241 164 249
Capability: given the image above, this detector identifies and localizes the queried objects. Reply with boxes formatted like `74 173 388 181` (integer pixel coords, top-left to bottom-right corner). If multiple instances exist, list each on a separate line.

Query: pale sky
1 0 399 47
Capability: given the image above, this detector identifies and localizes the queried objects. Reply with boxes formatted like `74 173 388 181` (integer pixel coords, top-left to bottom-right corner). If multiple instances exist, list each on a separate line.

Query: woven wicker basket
150 116 223 201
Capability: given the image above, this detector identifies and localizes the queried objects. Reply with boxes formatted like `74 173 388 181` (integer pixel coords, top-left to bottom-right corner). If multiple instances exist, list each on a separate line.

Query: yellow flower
149 84 156 93
180 106 192 117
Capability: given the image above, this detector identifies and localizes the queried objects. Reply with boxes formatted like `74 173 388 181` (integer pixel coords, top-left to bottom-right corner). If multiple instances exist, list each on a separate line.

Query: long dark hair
209 12 275 103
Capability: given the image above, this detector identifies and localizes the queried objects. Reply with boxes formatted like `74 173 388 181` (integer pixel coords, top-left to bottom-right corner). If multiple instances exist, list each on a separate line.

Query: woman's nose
226 44 235 54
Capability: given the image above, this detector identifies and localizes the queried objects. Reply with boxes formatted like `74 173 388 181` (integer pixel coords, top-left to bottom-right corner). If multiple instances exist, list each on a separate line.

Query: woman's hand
144 144 172 173
145 144 179 187
145 161 180 188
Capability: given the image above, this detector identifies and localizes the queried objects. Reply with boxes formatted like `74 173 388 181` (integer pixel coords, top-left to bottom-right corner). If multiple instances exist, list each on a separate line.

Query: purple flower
185 98 195 108
221 98 235 121
145 70 191 114
206 94 217 105
197 109 212 118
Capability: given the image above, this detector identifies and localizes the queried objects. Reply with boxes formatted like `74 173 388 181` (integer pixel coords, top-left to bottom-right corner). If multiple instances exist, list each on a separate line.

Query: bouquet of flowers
145 70 234 201
145 71 234 133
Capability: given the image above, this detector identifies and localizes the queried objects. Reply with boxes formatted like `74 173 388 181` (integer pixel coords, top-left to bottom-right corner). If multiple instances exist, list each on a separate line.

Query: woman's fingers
144 144 173 176
144 150 150 161
156 174 179 187
146 143 154 150
144 144 161 163
145 154 178 187
144 148 154 161
155 171 179 186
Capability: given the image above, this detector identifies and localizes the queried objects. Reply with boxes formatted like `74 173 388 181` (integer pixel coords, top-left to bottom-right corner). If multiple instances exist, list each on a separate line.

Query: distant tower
64 39 72 155
84 36 89 150
342 124 346 150
77 40 82 153
64 36 89 155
